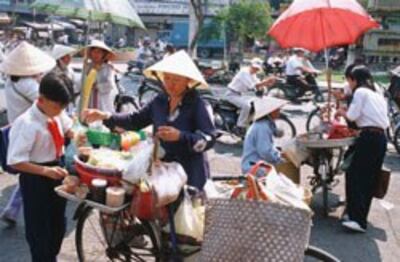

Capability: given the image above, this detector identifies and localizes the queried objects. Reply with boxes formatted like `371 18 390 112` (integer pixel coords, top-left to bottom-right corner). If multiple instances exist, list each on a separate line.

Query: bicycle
67 179 340 262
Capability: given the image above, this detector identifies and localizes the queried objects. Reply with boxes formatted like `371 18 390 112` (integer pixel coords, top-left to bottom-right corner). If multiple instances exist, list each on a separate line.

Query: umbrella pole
325 48 332 121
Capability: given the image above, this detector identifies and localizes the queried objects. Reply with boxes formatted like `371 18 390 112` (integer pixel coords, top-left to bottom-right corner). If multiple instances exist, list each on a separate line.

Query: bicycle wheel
139 86 160 107
115 96 140 114
306 107 322 132
319 157 330 217
305 245 340 262
267 86 287 99
274 114 297 148
75 206 161 262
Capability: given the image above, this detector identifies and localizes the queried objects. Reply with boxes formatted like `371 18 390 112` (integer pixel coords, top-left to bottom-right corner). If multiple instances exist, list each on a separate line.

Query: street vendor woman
241 97 289 175
82 50 216 190
84 40 118 113
336 66 389 233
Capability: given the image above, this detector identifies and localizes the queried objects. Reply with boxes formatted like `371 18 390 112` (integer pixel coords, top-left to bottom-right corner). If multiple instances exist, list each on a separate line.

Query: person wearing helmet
225 57 276 136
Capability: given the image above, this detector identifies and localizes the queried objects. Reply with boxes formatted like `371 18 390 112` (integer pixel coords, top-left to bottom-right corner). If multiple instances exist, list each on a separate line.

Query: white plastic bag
148 161 187 207
281 138 310 167
123 141 154 183
265 171 311 211
174 189 205 241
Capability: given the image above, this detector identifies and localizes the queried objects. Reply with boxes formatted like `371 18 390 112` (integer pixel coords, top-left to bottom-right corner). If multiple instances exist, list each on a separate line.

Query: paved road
1 72 400 261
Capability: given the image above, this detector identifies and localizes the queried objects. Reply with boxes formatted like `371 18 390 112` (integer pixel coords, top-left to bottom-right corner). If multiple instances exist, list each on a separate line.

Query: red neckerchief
47 118 64 159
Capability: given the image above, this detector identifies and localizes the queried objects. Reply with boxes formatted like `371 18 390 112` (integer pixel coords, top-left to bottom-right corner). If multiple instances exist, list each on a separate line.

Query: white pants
226 92 251 128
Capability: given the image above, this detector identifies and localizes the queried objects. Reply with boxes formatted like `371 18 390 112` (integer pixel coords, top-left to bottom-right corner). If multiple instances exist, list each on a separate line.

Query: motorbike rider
225 57 276 136
135 37 154 71
285 48 322 100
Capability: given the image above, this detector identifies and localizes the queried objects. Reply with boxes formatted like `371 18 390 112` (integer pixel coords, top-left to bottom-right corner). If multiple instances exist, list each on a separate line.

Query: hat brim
143 50 208 89
253 97 288 121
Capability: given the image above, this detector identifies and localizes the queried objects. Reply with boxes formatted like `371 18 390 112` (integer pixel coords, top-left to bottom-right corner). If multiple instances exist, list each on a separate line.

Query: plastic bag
148 161 187 207
65 142 77 173
174 189 205 241
281 138 309 168
123 141 154 183
264 171 310 211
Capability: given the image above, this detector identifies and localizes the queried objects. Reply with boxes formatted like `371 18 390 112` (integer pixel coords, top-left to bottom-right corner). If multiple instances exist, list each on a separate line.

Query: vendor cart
297 133 356 216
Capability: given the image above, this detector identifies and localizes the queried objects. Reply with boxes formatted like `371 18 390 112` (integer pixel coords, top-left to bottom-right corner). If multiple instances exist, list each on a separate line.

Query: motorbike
202 91 297 143
267 74 324 103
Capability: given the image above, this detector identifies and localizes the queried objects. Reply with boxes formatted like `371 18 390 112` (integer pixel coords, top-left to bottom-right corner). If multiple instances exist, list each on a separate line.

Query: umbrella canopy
31 0 145 29
268 0 379 52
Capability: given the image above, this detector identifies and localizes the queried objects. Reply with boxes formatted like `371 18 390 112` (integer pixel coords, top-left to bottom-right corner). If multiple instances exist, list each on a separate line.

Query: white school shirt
7 103 73 165
285 55 303 76
346 87 389 129
227 68 260 94
4 77 39 122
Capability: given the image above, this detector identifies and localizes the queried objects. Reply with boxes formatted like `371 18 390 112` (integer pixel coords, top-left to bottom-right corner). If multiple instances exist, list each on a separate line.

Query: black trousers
287 75 318 97
19 168 66 262
346 130 387 229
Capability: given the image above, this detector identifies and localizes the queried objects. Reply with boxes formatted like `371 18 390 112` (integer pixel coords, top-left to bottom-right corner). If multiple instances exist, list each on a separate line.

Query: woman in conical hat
0 41 56 123
82 50 216 190
51 44 79 111
83 39 118 113
0 41 55 226
241 97 289 175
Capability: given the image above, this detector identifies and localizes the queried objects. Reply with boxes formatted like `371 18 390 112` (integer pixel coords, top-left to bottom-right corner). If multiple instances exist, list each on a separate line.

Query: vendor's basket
199 198 312 262
86 129 121 147
74 156 122 186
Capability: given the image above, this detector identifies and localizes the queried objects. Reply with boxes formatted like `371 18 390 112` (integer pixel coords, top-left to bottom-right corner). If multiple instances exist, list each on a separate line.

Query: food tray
296 134 356 149
54 186 129 214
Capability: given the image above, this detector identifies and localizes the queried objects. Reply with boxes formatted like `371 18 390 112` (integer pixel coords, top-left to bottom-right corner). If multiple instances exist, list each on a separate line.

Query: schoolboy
7 72 74 262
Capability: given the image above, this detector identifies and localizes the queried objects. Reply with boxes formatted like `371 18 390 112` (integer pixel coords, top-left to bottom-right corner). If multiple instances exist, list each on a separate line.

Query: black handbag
374 167 391 199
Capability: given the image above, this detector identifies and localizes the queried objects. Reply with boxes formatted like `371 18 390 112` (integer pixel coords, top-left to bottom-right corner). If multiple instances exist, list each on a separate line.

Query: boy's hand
81 109 110 124
74 132 87 147
44 167 68 180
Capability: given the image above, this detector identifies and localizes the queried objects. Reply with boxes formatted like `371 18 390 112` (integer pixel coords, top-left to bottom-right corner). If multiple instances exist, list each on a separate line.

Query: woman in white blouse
336 66 389 233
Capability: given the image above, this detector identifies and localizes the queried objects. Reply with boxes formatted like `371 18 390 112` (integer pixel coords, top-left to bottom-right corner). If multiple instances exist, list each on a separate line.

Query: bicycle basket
199 199 312 262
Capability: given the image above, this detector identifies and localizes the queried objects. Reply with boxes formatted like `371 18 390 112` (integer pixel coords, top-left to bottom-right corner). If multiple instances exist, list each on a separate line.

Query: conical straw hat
143 50 208 88
51 44 77 60
0 41 56 76
253 97 288 121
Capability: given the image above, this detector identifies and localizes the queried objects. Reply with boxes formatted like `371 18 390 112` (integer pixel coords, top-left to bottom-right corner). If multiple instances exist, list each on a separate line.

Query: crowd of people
0 36 394 261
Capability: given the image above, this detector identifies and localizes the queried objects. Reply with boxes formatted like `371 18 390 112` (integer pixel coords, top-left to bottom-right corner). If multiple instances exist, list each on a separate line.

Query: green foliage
201 0 273 49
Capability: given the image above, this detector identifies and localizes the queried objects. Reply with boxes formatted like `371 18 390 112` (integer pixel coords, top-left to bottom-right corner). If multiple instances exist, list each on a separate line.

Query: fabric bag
374 167 391 199
340 149 355 172
0 125 18 175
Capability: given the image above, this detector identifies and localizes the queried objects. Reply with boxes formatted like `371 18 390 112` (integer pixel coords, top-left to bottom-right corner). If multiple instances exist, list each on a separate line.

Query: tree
188 0 208 57
205 0 273 54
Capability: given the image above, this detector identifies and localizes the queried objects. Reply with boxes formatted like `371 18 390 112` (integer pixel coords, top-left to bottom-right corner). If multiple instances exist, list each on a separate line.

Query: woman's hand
81 109 110 124
156 126 181 142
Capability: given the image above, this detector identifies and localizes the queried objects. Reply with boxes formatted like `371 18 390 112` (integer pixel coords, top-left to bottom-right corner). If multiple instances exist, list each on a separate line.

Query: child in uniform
7 73 74 261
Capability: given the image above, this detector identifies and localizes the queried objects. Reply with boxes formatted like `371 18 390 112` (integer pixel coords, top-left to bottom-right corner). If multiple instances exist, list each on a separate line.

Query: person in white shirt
225 58 275 135
336 66 389 233
135 37 154 70
0 41 56 226
84 40 118 113
7 73 75 261
285 48 321 99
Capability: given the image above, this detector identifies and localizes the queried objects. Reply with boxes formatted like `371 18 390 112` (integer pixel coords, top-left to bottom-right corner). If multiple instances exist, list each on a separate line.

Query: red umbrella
268 0 379 119
268 0 379 52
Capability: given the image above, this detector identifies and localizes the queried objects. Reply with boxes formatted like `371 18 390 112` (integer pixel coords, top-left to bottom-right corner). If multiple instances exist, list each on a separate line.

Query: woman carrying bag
82 50 216 191
336 66 389 233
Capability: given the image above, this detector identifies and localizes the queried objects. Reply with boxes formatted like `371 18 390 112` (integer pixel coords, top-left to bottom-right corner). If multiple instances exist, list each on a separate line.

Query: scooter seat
219 99 238 111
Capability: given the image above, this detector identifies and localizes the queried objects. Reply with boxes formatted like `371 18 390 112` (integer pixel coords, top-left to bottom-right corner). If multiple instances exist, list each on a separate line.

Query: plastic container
74 156 122 187
106 187 126 207
91 179 108 204
86 129 121 148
